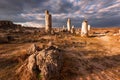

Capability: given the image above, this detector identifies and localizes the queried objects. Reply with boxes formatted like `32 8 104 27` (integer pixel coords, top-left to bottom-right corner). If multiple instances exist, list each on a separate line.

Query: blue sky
0 0 120 27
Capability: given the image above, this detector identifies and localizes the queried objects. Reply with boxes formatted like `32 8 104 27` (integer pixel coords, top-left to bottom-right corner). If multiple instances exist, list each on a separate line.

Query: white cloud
98 3 120 13
21 13 44 20
16 21 44 28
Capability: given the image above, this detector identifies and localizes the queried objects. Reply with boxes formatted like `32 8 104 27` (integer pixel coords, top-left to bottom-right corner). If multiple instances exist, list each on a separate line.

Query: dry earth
0 28 120 80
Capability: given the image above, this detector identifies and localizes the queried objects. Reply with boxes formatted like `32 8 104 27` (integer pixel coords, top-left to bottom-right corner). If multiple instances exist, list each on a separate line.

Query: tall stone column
45 10 52 33
71 25 75 34
63 25 65 29
81 20 88 37
88 25 90 31
67 18 71 32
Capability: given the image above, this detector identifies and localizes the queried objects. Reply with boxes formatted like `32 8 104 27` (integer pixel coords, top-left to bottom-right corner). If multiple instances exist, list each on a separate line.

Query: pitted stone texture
45 10 52 33
17 45 63 80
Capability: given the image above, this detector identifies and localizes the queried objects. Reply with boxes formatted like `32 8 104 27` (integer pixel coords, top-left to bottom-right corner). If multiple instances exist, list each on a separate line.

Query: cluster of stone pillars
44 10 90 36
45 10 52 33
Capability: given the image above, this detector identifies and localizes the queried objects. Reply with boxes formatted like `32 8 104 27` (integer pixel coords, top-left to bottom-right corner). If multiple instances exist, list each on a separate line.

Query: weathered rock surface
67 18 71 32
81 20 88 37
16 44 63 80
45 10 52 33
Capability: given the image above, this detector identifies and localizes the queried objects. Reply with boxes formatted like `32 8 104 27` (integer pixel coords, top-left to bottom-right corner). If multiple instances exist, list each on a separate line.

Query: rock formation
62 25 65 30
62 25 67 32
27 44 41 55
88 25 91 31
0 20 22 29
16 44 63 80
0 20 13 26
81 20 88 37
67 18 71 32
71 25 75 34
45 10 52 33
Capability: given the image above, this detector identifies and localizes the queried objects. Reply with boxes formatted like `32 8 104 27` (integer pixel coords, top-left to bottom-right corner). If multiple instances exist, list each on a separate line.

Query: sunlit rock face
81 20 88 37
71 25 75 34
88 25 91 31
67 18 71 32
17 44 63 80
45 10 52 33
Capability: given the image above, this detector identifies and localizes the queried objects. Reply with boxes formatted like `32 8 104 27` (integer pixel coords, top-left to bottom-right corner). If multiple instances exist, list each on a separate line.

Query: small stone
71 25 75 34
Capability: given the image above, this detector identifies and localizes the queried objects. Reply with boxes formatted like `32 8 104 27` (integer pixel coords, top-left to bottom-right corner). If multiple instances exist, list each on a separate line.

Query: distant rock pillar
88 25 91 31
67 18 71 32
45 10 52 33
63 25 65 29
62 25 66 31
81 20 88 37
71 25 75 34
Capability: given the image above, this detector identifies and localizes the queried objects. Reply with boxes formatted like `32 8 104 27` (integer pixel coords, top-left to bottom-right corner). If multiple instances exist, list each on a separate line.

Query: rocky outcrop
16 44 63 80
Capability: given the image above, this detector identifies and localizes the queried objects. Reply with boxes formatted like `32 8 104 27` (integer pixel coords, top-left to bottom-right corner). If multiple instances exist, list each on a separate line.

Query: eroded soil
0 33 120 80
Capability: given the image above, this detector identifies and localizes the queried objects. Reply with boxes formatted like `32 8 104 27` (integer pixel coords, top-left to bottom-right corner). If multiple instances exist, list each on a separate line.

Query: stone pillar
71 25 75 34
63 25 65 29
45 10 52 33
62 25 65 31
81 20 88 37
67 18 71 32
88 25 90 31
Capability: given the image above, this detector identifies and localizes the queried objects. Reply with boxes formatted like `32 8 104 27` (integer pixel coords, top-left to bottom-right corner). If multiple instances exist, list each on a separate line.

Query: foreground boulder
16 45 63 80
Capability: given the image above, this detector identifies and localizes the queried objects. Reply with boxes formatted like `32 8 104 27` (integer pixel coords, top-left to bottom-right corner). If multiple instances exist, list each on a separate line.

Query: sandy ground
61 35 120 80
0 34 120 80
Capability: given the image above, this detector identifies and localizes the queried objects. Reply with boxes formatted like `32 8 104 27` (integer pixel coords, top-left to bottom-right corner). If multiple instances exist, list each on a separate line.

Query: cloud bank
0 0 120 27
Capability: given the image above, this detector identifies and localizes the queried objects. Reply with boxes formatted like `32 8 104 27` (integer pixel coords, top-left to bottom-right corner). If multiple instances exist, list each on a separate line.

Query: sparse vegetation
0 27 120 80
